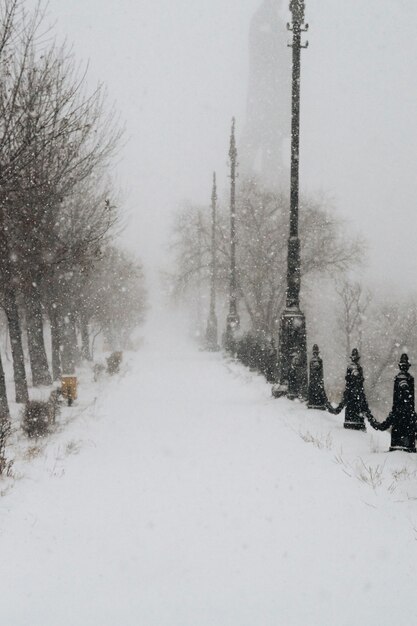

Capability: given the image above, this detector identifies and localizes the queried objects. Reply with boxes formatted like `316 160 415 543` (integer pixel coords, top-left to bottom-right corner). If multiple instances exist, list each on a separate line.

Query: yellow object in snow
61 376 78 405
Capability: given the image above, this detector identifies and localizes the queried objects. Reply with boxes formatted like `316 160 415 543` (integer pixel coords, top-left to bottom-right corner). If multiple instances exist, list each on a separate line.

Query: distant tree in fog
169 179 362 336
80 246 147 355
336 280 371 359
363 301 417 407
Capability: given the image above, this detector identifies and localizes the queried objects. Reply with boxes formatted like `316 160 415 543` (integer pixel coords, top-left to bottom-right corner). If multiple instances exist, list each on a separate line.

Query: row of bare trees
170 178 361 332
335 280 417 408
0 1 146 419
169 176 417 410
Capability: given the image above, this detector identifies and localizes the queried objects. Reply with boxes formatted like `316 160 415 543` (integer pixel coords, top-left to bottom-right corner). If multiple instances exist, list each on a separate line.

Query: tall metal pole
225 118 240 348
275 0 309 399
205 172 220 351
195 209 204 340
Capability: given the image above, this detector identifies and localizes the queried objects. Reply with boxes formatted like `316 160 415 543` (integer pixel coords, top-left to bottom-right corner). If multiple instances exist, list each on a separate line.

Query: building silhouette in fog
240 0 291 189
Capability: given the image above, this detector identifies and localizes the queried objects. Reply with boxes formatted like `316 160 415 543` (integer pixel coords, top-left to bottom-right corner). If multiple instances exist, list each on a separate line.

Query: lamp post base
276 307 308 400
390 445 416 453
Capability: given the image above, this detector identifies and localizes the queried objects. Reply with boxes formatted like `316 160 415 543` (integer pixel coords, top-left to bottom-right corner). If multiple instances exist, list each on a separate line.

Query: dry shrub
106 351 123 375
355 458 385 490
66 440 82 456
23 445 45 461
299 429 333 450
22 390 62 438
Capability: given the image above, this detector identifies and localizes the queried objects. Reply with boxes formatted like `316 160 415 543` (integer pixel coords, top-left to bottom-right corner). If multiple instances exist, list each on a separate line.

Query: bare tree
0 0 125 400
169 179 363 335
46 187 119 375
336 280 371 358
364 302 417 403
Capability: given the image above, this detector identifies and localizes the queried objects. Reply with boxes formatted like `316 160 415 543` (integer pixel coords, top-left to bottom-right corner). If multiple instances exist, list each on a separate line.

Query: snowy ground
1 317 417 626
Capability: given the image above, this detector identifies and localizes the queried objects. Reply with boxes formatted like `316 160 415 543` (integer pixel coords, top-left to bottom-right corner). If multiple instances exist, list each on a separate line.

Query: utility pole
205 172 220 351
274 0 309 399
225 118 240 349
195 209 204 340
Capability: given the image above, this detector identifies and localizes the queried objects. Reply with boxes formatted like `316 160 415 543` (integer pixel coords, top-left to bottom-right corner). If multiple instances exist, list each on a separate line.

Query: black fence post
328 349 368 431
367 353 417 453
307 344 327 410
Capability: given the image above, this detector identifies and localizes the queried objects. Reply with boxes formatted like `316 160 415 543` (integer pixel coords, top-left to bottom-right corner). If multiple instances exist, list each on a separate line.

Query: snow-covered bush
106 352 123 375
21 392 61 438
235 332 277 382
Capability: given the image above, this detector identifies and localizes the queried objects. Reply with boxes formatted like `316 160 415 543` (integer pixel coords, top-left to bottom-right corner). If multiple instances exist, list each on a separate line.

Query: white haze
47 0 417 292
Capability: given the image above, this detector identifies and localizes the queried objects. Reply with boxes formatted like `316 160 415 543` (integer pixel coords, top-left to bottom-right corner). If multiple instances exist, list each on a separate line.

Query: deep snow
0 319 417 626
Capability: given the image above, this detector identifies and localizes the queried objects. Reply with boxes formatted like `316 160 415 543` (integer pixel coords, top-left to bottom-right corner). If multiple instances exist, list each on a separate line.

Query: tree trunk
80 313 92 361
0 349 10 420
105 321 117 352
4 289 29 403
70 314 81 366
59 311 77 376
49 306 61 382
25 288 52 387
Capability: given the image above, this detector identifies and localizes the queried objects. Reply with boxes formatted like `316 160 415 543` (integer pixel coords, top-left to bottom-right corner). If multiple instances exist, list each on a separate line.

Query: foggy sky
47 0 417 291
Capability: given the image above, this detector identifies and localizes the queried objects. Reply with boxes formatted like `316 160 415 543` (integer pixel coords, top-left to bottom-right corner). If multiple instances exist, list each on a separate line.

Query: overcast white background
46 0 417 291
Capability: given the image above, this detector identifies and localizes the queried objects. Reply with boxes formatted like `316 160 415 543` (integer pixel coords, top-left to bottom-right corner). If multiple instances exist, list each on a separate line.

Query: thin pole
229 118 238 321
225 118 240 349
205 172 219 350
210 172 217 319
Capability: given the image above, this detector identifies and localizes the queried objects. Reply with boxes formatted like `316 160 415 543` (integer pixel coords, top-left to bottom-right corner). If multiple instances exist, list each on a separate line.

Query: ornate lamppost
205 172 220 351
274 0 309 399
225 118 240 349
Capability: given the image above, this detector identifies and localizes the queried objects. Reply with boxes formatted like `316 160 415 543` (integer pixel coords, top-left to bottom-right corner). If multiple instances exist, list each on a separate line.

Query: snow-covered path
1 321 417 626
